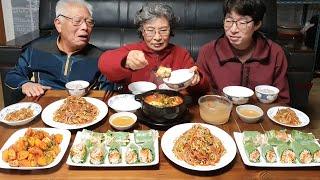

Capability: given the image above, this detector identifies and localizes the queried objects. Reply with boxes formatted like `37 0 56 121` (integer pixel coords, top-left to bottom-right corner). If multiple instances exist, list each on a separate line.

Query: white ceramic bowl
0 102 42 126
255 85 279 103
236 104 264 123
158 83 177 91
223 86 254 105
109 112 137 131
128 81 157 95
163 69 194 90
65 80 89 97
108 94 141 112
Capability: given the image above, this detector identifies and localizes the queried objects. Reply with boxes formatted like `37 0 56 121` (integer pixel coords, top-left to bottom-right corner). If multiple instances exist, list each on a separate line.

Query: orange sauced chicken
2 128 63 167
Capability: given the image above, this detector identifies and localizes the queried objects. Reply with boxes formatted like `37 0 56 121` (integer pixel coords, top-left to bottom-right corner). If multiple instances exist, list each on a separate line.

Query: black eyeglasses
57 14 95 27
224 18 253 32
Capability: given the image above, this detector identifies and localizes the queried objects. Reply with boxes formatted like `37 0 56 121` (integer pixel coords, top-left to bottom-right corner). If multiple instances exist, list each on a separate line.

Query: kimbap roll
108 142 121 164
266 130 290 146
277 143 296 163
291 141 312 164
261 144 277 163
244 142 260 163
70 143 87 164
126 143 139 164
89 145 105 165
139 142 154 163
301 141 320 163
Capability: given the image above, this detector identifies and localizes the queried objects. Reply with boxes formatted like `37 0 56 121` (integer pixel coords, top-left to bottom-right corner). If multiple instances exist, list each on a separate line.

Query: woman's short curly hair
134 3 179 38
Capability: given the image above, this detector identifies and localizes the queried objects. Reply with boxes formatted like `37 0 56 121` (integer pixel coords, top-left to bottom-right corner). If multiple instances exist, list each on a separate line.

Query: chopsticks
102 90 113 102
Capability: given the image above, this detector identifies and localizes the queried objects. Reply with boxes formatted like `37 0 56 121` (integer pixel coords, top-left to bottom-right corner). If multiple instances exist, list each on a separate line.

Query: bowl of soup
135 89 187 123
198 95 233 125
255 85 279 103
109 112 137 131
236 104 264 123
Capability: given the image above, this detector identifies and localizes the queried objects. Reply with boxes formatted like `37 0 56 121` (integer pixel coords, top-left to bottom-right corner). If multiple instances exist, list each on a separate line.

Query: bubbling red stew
144 93 183 108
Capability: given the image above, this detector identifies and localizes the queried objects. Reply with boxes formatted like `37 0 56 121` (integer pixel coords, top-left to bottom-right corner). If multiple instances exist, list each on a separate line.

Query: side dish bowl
255 85 279 103
236 104 264 123
128 81 157 95
163 69 194 90
65 80 89 97
0 102 42 126
223 86 254 105
109 112 137 131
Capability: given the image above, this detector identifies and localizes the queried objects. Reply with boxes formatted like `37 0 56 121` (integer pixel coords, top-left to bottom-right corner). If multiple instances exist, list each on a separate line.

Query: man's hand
21 82 51 97
125 50 148 70
189 66 200 86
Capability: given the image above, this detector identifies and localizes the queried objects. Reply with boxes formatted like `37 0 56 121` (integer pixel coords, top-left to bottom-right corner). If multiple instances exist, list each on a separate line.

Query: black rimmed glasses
57 14 95 27
143 28 170 37
224 18 254 32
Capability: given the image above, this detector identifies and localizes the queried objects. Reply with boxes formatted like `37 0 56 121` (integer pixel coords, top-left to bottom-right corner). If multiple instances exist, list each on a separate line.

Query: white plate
233 132 320 167
66 130 159 167
161 123 237 171
41 97 108 130
0 102 42 126
128 81 157 95
0 128 71 170
108 94 141 112
267 106 310 127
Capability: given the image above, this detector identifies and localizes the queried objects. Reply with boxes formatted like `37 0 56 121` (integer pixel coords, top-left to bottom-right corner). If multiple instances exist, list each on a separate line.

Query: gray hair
56 0 93 17
134 3 179 37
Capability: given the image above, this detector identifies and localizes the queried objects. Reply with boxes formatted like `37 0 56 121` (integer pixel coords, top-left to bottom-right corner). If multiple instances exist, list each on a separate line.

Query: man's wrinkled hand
21 82 51 97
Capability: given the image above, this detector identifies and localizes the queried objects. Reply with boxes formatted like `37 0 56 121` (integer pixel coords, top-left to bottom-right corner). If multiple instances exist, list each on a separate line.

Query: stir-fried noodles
53 96 98 125
274 108 301 126
173 124 226 166
5 108 34 121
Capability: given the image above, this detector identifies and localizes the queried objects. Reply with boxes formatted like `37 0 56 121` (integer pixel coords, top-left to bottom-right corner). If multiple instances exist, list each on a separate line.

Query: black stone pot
135 89 188 123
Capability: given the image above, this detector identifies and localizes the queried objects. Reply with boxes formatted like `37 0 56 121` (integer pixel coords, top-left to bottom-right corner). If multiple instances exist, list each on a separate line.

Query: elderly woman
98 3 209 93
197 0 290 103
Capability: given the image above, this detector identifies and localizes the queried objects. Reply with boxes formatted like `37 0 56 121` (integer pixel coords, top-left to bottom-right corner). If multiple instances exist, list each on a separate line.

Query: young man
197 0 290 103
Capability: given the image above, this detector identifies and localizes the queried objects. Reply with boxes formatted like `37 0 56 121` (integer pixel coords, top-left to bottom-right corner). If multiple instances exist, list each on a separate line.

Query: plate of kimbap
234 129 320 167
66 129 159 167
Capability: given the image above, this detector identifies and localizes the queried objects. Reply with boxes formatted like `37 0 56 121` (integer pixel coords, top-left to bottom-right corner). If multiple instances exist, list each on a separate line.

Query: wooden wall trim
0 1 6 43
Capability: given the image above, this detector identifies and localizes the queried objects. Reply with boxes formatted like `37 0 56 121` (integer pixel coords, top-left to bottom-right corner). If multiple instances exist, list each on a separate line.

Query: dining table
0 90 319 180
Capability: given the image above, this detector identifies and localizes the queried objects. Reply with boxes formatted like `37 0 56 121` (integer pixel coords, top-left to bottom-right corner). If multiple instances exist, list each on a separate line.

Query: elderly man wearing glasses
98 3 209 94
5 0 113 97
197 0 290 104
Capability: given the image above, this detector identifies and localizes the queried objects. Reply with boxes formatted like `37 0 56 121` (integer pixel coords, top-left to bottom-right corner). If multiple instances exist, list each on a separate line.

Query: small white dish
236 104 264 123
223 86 254 105
109 112 137 131
267 106 310 127
0 102 42 126
108 94 141 112
163 69 194 90
128 81 157 95
65 80 90 97
255 85 279 103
